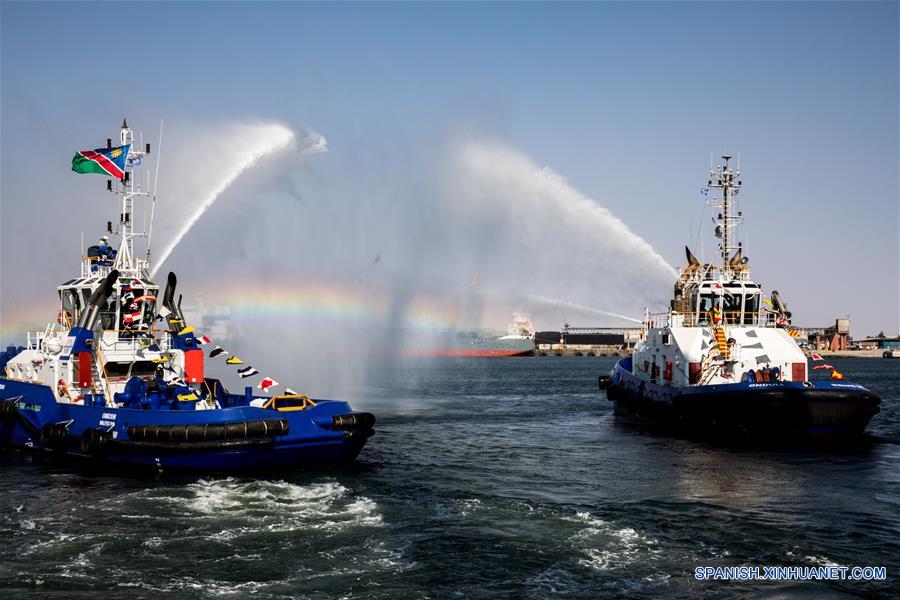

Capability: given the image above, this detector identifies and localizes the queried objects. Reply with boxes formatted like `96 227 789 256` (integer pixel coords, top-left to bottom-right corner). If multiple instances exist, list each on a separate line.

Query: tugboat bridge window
105 360 158 380
98 293 117 331
59 290 83 324
742 294 760 325
691 283 763 326
697 292 719 323
723 292 742 318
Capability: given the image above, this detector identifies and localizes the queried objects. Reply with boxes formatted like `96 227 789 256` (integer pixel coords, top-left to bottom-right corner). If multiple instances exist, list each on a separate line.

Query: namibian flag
72 144 131 178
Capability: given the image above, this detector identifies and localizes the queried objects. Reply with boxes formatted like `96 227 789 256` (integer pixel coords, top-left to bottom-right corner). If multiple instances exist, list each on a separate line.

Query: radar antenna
105 119 152 277
706 155 743 273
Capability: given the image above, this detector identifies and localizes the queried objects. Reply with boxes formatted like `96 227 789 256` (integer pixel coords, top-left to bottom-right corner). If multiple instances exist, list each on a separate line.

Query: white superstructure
631 156 808 388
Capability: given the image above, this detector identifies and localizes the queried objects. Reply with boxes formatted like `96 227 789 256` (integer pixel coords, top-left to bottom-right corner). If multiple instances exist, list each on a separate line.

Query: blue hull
0 378 373 471
604 357 881 438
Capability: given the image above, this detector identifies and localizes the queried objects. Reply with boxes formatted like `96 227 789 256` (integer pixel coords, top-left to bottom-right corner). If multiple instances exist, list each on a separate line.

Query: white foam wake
150 123 309 276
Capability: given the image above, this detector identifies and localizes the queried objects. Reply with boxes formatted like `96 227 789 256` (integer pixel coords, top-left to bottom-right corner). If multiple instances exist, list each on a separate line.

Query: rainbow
184 279 467 332
0 279 471 346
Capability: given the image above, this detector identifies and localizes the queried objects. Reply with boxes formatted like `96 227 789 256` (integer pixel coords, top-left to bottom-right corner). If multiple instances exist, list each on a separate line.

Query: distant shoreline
808 349 896 359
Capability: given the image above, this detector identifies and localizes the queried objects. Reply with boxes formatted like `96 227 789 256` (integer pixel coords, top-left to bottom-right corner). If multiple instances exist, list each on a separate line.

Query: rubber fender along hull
0 378 374 471
126 419 290 442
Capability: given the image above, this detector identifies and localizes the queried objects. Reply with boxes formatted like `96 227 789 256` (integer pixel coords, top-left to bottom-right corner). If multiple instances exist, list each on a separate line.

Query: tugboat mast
110 119 151 278
707 155 743 273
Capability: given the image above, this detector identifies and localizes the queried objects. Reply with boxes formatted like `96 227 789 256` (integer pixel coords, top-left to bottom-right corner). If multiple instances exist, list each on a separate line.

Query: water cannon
76 269 119 331
161 272 188 333
162 271 178 315
770 290 792 322
685 245 700 267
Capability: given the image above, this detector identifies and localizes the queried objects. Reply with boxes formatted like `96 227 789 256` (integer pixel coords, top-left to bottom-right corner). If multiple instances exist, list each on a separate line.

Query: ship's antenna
707 154 743 272
103 118 155 277
146 120 164 262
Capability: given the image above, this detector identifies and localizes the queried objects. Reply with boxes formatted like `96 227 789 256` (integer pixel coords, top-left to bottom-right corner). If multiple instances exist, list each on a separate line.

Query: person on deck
97 235 117 266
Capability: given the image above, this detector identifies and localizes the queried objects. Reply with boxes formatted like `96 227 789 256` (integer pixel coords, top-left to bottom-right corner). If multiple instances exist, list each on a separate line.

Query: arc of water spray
524 294 643 324
150 125 299 277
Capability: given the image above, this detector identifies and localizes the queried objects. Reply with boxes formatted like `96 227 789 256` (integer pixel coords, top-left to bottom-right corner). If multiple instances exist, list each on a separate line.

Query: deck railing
649 311 778 329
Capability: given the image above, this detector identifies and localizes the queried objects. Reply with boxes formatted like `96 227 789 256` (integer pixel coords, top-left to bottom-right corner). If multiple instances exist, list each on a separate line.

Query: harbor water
1 357 898 598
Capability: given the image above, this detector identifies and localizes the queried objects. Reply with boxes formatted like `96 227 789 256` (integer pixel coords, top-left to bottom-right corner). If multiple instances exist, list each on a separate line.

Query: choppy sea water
1 357 898 599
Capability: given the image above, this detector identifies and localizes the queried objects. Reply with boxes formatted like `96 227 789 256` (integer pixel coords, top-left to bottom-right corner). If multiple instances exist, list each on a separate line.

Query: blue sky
2 1 898 338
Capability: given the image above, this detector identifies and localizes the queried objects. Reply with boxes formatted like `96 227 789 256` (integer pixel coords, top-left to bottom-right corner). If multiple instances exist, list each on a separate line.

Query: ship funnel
77 270 119 330
685 246 700 267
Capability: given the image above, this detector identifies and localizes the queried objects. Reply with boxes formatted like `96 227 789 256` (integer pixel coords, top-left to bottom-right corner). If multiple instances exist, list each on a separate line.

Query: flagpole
146 120 164 263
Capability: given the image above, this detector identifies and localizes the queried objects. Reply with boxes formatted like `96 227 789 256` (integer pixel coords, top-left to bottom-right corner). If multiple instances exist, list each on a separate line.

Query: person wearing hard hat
97 235 117 264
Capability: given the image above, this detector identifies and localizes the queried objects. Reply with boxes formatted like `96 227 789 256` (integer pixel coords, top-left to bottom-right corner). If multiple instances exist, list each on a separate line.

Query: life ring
56 310 73 328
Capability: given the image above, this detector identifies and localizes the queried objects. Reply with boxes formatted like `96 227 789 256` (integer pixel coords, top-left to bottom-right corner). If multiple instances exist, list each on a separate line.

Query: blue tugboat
602 156 880 438
0 121 375 470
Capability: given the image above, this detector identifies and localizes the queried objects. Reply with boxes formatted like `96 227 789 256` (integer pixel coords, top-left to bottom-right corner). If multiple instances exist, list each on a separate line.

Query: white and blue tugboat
602 156 880 438
0 121 375 470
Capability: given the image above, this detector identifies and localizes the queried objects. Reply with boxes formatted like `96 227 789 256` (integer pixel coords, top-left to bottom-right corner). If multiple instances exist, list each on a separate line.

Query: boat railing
95 330 172 353
94 343 116 406
80 256 151 279
25 324 67 351
81 257 114 278
25 330 48 351
649 311 778 328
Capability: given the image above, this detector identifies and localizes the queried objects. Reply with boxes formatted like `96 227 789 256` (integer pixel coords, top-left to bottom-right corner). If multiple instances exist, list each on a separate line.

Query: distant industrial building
856 334 900 350
535 318 896 356
805 318 851 351
534 326 641 356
